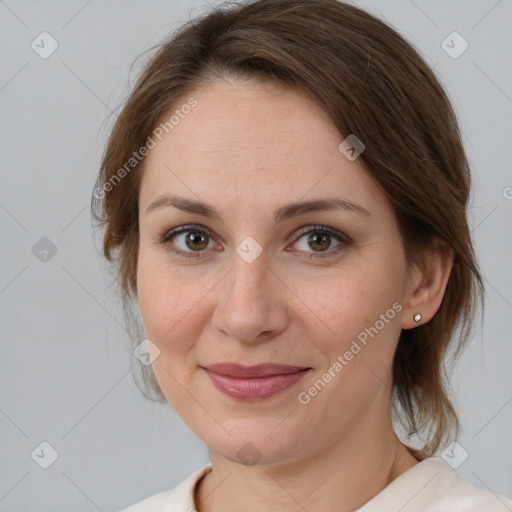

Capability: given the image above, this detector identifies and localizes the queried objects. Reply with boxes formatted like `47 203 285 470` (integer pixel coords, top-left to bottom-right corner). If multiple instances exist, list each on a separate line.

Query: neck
194 404 419 512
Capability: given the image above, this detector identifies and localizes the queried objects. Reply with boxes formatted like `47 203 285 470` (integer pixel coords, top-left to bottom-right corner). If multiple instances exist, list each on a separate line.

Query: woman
92 0 512 510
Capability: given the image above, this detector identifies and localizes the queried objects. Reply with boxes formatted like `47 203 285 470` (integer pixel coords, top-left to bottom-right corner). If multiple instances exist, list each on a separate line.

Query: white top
119 457 512 511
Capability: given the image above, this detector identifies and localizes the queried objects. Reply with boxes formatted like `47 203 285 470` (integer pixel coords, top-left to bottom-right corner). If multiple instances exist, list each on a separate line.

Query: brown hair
92 0 484 459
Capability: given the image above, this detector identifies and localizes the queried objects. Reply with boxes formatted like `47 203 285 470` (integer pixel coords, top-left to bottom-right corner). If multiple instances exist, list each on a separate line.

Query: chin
203 423 308 467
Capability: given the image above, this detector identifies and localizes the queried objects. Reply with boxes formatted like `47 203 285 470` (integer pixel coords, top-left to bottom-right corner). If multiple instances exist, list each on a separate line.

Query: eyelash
157 224 352 260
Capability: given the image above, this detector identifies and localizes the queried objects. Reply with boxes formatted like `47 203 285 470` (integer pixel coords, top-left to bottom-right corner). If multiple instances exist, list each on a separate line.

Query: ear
401 239 453 330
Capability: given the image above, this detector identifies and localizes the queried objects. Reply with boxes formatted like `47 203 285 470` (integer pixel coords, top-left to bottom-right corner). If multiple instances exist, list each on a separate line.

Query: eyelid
157 223 352 259
161 224 214 240
157 224 220 258
292 224 352 245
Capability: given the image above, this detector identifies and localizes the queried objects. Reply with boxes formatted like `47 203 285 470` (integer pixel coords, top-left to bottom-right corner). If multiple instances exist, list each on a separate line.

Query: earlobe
401 241 453 330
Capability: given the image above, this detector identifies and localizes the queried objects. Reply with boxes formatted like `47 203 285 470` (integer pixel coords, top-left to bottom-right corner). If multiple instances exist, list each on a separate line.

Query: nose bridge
226 244 270 310
212 241 286 343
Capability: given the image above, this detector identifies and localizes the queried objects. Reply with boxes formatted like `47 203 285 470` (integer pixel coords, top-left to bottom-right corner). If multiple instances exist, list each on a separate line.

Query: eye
290 225 352 259
158 225 217 259
157 224 351 260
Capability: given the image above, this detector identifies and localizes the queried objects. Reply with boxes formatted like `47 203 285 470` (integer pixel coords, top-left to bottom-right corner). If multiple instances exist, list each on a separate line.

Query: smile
201 363 312 400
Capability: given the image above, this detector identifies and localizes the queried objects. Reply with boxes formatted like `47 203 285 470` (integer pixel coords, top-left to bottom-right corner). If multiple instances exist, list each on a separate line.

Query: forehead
139 78 383 214
162 79 338 160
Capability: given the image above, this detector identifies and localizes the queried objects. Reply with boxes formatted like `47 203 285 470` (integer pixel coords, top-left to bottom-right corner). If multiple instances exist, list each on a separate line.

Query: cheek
137 267 173 342
305 251 405 371
136 249 206 411
136 247 198 353
295 268 404 432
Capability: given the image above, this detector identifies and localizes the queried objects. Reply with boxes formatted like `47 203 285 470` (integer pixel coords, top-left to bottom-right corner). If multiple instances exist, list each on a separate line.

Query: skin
136 77 453 512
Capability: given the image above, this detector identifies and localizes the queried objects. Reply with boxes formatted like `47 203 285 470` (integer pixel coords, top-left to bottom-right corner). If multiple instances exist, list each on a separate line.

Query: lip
201 363 312 400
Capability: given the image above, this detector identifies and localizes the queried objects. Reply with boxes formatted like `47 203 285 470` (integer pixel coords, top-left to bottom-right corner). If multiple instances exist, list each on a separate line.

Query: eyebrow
145 195 371 224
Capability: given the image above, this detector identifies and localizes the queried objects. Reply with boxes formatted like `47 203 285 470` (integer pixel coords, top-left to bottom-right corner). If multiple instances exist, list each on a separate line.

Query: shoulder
117 464 213 512
372 457 512 512
118 489 171 512
426 458 512 511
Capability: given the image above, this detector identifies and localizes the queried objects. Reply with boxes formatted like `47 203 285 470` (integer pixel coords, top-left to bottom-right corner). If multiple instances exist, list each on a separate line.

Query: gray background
1 0 511 510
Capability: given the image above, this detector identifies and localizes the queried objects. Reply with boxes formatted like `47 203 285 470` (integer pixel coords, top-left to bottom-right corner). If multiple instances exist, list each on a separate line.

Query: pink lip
201 363 312 400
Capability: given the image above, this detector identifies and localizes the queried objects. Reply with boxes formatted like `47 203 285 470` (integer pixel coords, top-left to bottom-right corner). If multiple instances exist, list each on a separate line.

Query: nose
211 247 289 345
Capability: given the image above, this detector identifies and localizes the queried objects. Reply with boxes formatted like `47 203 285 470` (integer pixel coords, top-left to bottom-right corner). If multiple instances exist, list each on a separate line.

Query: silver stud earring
413 313 422 322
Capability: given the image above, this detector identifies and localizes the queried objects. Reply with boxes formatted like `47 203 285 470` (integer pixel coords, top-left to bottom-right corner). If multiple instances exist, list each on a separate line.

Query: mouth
201 363 312 400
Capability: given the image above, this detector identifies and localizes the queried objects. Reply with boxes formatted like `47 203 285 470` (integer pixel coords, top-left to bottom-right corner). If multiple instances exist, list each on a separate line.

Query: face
137 78 411 466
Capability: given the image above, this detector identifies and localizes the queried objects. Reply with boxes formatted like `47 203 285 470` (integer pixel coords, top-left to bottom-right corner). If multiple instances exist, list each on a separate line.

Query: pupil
188 231 207 250
310 233 329 251
184 232 331 252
